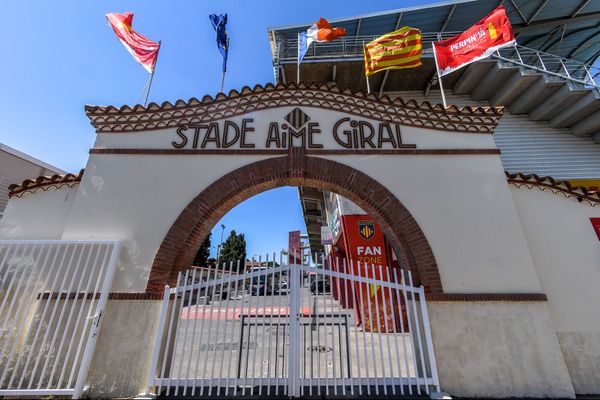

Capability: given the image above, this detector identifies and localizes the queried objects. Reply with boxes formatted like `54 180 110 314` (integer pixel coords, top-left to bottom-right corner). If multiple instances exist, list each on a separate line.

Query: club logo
358 220 375 240
284 107 310 129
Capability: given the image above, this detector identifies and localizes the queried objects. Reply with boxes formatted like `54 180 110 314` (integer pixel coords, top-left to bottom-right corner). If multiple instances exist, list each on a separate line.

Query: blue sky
1 0 428 258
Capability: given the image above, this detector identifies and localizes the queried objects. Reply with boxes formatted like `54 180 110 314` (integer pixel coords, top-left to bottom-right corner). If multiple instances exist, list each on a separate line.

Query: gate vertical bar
288 253 300 397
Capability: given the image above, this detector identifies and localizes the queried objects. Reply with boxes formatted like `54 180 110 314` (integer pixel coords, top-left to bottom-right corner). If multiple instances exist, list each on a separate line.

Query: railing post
584 64 595 86
536 51 547 72
515 45 524 64
560 59 571 79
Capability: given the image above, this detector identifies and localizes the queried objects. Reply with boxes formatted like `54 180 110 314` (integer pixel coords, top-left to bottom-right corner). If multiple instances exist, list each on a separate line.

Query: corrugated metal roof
269 0 600 64
388 90 600 179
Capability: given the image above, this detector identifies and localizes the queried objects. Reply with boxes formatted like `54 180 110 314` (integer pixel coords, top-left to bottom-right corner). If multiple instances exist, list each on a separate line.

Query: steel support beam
513 11 600 33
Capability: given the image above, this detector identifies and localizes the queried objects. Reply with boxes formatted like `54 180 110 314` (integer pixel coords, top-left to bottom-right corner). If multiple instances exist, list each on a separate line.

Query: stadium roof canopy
269 0 600 65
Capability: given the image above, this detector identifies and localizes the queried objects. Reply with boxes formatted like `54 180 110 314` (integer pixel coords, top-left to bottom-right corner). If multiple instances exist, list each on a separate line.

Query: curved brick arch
148 149 442 295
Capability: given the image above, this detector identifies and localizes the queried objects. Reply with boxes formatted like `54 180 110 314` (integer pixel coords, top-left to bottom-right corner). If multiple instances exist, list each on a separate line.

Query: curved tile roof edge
85 82 502 115
8 169 84 198
506 171 600 206
84 82 504 135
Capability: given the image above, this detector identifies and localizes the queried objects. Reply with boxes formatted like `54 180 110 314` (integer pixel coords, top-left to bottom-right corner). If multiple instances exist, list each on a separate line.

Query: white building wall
0 187 78 239
509 186 600 394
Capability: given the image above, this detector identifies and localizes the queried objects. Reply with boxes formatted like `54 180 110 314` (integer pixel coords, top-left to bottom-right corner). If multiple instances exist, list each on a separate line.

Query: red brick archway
148 149 442 295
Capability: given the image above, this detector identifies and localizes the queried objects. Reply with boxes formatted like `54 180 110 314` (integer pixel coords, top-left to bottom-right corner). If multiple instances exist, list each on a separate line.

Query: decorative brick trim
89 148 501 156
9 169 84 198
148 150 443 295
427 293 548 302
507 171 600 207
85 82 503 134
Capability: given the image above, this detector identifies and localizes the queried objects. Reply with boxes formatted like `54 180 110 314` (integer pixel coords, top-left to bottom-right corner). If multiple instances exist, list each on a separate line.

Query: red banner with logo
433 5 515 76
591 218 600 241
342 215 395 332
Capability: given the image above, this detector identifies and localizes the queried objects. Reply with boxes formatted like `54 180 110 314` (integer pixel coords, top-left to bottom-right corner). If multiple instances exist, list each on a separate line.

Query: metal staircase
274 35 600 142
453 45 600 142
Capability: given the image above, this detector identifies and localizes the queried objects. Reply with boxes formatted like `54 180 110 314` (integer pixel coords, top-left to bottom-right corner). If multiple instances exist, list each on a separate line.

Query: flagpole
220 38 229 93
144 40 161 107
431 42 448 109
363 42 371 94
297 32 301 84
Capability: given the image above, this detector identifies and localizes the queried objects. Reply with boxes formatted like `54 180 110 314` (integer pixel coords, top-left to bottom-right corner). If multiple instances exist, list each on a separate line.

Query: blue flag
298 32 309 65
209 14 229 72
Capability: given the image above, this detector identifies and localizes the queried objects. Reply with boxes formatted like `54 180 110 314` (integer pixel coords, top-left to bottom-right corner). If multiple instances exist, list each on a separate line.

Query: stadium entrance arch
1 83 574 399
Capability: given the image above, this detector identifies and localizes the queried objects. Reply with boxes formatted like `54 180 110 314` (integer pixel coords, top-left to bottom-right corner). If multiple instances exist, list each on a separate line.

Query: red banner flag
106 12 160 73
433 5 515 76
591 218 600 242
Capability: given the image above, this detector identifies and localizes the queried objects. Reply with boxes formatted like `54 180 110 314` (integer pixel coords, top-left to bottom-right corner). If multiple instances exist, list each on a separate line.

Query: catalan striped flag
364 27 423 76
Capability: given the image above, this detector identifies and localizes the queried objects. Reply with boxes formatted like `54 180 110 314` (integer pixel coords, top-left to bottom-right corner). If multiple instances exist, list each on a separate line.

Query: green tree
219 230 247 271
192 232 211 267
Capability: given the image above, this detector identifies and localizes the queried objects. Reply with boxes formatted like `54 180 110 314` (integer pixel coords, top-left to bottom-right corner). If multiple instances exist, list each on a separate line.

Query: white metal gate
0 240 120 398
148 254 440 397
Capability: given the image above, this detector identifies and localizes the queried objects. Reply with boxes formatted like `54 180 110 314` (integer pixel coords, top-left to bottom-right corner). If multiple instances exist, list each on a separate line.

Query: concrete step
489 67 540 106
471 64 521 101
508 75 565 114
451 60 496 94
571 109 600 137
530 82 589 121
550 90 600 128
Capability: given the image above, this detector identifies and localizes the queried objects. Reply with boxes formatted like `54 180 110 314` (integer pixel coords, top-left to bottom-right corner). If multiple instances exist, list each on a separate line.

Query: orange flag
106 12 160 73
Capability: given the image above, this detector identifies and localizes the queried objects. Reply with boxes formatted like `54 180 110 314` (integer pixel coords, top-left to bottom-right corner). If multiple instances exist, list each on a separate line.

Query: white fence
0 240 120 398
148 254 440 397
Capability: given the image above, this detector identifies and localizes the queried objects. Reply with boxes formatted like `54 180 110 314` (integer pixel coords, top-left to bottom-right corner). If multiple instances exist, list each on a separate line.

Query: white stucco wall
0 187 78 240
57 129 542 295
428 301 575 398
60 154 278 292
510 186 600 393
326 154 543 294
85 300 162 398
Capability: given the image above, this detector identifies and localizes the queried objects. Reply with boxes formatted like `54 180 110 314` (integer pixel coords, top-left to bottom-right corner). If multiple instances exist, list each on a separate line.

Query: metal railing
275 33 599 89
494 45 599 89
0 240 120 399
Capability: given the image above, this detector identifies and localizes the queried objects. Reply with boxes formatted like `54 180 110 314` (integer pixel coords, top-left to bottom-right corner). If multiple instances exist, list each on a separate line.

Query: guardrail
274 33 599 90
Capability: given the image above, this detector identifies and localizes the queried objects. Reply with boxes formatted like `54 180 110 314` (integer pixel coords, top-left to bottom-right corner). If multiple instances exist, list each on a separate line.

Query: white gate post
418 286 441 392
145 285 171 395
73 242 121 399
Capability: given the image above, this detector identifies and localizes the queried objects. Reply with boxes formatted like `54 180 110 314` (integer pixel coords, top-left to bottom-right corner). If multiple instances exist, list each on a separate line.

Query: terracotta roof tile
8 169 84 198
506 171 600 207
84 82 504 134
